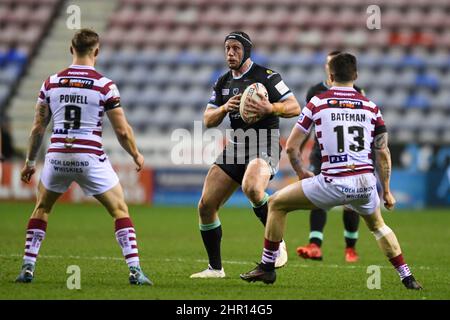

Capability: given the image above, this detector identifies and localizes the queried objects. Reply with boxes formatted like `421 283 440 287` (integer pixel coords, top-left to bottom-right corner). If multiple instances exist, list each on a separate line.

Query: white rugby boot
190 264 226 278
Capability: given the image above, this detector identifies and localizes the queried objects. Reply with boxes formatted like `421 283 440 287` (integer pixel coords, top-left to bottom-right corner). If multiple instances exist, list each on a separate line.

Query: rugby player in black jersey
190 32 301 278
296 51 364 263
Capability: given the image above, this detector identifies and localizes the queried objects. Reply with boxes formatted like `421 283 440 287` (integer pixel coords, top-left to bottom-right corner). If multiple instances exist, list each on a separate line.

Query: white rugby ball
239 82 268 124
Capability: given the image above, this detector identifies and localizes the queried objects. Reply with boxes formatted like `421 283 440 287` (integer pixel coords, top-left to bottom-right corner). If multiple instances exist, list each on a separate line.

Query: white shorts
302 173 380 215
40 152 119 196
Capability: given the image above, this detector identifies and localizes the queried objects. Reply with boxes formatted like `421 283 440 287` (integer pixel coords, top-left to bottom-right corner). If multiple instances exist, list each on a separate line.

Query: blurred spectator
0 114 22 161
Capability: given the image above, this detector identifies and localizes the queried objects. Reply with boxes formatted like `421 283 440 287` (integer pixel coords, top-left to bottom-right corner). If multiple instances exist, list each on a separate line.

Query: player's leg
242 158 288 268
94 183 152 285
242 158 271 226
361 207 422 290
343 207 360 262
297 151 325 260
191 164 239 278
241 181 316 283
296 208 325 260
16 182 62 283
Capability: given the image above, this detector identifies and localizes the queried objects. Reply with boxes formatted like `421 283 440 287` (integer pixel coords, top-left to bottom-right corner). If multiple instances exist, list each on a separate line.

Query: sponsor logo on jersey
266 70 278 79
298 112 305 122
53 128 69 135
327 99 362 109
59 78 94 89
328 99 339 106
334 91 355 96
67 71 89 76
222 89 230 95
329 154 348 163
275 80 289 95
64 137 76 148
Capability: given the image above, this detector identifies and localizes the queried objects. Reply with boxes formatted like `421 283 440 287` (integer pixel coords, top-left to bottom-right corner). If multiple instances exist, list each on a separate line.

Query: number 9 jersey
37 64 121 156
296 86 387 178
37 64 121 196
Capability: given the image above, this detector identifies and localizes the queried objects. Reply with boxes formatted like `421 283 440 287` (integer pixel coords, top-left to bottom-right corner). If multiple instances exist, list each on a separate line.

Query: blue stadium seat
405 93 431 109
415 73 439 90
400 55 426 69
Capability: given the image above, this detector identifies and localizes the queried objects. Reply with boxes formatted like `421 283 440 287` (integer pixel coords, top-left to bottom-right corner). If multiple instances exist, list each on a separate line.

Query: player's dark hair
328 53 357 83
328 50 342 57
71 28 99 56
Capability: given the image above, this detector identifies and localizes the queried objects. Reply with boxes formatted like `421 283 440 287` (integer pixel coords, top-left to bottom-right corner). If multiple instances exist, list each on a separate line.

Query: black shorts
309 138 322 176
214 142 281 185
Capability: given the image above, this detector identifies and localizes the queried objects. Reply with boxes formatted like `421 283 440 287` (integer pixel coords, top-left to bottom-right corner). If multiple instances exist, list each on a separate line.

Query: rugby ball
239 82 268 124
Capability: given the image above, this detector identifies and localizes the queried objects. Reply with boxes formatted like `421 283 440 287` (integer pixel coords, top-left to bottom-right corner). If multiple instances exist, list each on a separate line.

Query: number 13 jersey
296 86 387 177
37 64 121 156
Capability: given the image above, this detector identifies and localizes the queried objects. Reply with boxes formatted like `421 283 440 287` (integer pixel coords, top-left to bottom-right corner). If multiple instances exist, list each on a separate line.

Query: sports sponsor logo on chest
327 99 362 109
59 78 94 89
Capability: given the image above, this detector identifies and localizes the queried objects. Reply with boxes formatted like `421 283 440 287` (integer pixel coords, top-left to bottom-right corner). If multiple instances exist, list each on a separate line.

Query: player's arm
246 71 300 118
271 95 301 118
21 102 52 183
286 126 314 180
203 94 241 128
373 132 396 210
299 130 314 152
246 92 301 118
298 88 316 151
107 108 144 171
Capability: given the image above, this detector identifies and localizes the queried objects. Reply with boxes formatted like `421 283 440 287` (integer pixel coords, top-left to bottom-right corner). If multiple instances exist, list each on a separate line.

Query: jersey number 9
64 105 81 129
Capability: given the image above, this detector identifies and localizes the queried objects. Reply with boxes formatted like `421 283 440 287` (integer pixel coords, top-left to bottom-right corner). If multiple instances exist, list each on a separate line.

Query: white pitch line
1 254 433 270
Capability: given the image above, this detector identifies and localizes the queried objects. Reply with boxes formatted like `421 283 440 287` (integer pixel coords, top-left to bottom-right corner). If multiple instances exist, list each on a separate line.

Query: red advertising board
0 162 153 204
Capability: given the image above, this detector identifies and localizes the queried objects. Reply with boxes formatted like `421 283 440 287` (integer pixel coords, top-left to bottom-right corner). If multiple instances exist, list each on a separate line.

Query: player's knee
268 193 281 211
242 184 264 204
198 197 216 219
365 217 385 232
371 224 393 240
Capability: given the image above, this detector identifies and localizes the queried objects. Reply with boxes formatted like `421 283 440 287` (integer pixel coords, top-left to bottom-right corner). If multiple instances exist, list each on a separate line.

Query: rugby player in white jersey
240 53 422 290
16 29 152 285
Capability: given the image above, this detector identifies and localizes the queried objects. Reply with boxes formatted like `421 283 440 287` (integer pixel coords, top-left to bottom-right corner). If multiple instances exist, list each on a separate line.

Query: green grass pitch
0 202 449 300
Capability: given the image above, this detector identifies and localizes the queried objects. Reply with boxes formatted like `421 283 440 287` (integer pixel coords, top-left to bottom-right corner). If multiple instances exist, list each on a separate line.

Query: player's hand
297 169 314 180
20 164 36 183
383 191 396 211
245 92 273 116
133 153 144 172
223 94 241 113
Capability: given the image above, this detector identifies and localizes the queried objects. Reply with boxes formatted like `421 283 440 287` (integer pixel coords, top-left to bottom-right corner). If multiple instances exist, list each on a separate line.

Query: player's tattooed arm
373 132 396 210
373 132 392 192
26 102 51 162
286 126 314 180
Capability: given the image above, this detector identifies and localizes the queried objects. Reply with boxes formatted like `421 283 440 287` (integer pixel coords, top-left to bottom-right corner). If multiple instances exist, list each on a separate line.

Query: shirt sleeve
103 82 121 111
207 80 222 108
264 71 293 103
374 107 387 136
37 78 50 105
296 101 315 134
